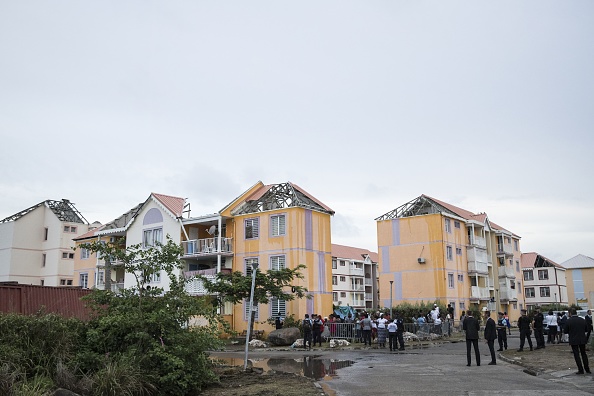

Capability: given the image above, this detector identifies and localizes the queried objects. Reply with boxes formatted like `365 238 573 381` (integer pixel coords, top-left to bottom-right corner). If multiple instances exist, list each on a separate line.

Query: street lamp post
244 262 259 371
390 280 394 319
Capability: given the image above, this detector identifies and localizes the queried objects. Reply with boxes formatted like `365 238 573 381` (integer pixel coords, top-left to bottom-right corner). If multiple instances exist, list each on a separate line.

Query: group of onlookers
462 307 593 375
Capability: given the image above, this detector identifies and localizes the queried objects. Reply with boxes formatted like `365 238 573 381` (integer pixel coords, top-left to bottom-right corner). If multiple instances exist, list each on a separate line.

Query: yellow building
562 254 594 308
375 195 523 319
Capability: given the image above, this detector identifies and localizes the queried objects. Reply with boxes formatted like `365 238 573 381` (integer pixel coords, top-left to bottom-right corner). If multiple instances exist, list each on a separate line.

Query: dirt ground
500 341 594 375
200 365 324 396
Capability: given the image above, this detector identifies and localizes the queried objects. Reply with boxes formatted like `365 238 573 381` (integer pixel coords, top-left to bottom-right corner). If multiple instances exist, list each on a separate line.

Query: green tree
77 236 224 395
198 264 309 335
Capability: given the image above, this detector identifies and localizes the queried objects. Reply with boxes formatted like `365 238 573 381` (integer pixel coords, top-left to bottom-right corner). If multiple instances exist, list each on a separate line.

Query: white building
0 199 90 286
331 244 378 311
521 252 568 308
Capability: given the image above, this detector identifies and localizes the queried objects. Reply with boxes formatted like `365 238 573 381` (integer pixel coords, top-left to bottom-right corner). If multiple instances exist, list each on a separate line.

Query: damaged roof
0 199 88 224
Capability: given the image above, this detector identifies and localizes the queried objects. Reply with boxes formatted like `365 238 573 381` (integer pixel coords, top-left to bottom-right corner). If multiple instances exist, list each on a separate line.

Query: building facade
562 254 594 308
0 199 91 286
331 244 378 311
521 252 568 308
375 195 524 319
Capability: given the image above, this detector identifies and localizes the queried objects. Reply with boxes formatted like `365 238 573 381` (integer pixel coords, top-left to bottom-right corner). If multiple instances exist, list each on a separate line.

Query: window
44 227 48 241
514 239 518 251
509 259 513 266
97 271 105 286
515 260 520 272
458 274 464 282
340 276 346 282
540 287 550 297
245 258 259 275
525 287 535 298
270 255 286 271
456 247 462 256
448 273 454 289
512 302 517 309
270 297 286 317
81 248 90 260
64 226 70 232
498 257 505 266
271 214 286 237
454 221 460 229
40 279 44 286
332 259 337 269
340 292 346 298
517 281 521 290
152 272 161 282
445 219 451 233
63 226 77 233
80 273 89 289
143 228 163 248
332 276 338 285
505 237 511 244
62 252 74 259
470 277 477 286
510 280 515 289
60 279 66 285
446 245 453 261
538 270 549 280
244 298 259 321
42 253 46 267
459 302 465 310
245 218 259 239
71 226 77 233
333 292 338 301
340 260 346 266
524 271 534 281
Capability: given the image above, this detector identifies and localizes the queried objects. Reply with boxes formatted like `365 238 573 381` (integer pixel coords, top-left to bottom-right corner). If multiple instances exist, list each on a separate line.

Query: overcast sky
1 1 592 263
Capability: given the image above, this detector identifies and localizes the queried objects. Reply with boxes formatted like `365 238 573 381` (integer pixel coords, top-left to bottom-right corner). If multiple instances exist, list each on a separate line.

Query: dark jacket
484 317 497 341
566 315 587 346
517 315 531 332
463 315 480 340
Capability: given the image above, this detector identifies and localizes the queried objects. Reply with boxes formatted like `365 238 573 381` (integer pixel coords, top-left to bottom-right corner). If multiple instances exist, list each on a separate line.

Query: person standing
387 319 398 351
463 311 480 366
496 312 508 351
504 312 511 335
275 312 284 330
396 312 406 351
459 311 466 331
546 310 558 344
302 314 313 350
484 310 497 365
312 314 323 347
533 307 545 349
566 308 591 375
376 314 388 348
517 309 533 352
361 313 373 347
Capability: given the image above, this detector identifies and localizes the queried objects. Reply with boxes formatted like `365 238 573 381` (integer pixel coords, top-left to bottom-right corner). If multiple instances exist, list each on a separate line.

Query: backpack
303 319 312 332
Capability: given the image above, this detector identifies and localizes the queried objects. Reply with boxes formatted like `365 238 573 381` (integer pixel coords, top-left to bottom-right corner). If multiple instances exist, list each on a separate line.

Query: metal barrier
321 320 459 343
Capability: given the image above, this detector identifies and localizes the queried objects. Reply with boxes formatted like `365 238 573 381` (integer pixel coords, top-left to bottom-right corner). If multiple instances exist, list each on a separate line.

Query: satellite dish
206 225 217 235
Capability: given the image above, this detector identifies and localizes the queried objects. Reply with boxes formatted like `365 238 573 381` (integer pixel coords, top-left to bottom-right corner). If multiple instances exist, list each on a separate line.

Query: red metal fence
0 283 92 320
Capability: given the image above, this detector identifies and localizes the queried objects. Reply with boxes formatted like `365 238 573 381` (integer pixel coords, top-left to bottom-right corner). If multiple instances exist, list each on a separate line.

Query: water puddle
211 356 354 381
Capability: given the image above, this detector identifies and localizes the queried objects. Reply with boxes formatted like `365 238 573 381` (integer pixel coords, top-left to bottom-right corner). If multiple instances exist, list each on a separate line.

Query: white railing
497 243 513 255
351 284 365 291
350 266 364 276
498 266 516 278
468 261 489 274
470 286 490 299
469 235 486 248
365 293 373 300
184 268 226 296
182 237 233 256
365 278 373 286
500 287 518 301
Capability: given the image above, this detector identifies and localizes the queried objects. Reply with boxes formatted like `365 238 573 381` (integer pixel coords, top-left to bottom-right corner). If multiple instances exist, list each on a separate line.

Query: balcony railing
365 293 373 300
468 261 489 274
350 266 364 276
470 286 490 300
500 287 518 301
469 235 487 248
182 238 233 257
351 284 365 291
364 278 373 286
498 266 516 278
96 282 125 292
184 268 230 296
497 243 513 255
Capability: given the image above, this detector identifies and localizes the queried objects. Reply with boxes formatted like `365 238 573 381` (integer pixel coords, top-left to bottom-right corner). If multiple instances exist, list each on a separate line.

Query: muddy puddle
211 356 354 381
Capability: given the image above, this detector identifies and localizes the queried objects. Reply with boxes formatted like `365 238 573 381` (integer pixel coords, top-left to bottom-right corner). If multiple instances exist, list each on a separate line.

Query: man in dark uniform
566 307 590 374
517 309 533 352
496 312 508 351
533 307 545 349
396 312 405 351
484 310 497 365
463 311 480 366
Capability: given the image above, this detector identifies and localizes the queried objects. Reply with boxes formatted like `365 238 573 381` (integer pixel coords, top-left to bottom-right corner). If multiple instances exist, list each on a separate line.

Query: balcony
364 278 373 286
351 284 365 291
184 268 230 296
469 235 487 248
182 238 233 258
96 282 125 293
497 243 513 256
470 286 490 300
500 287 518 301
365 293 373 300
468 261 489 274
498 265 516 278
349 266 364 276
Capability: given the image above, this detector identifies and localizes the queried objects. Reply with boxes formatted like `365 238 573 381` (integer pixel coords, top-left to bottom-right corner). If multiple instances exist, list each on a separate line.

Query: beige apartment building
521 252 568 309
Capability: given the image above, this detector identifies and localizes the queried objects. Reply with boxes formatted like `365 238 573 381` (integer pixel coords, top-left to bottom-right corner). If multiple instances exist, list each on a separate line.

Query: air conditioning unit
418 258 426 264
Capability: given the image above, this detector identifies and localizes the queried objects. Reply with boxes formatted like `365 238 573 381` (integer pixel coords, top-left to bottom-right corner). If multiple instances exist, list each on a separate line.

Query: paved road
214 335 594 395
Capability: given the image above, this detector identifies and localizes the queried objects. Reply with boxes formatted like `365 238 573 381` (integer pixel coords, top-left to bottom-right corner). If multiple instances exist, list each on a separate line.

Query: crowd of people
461 307 593 374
